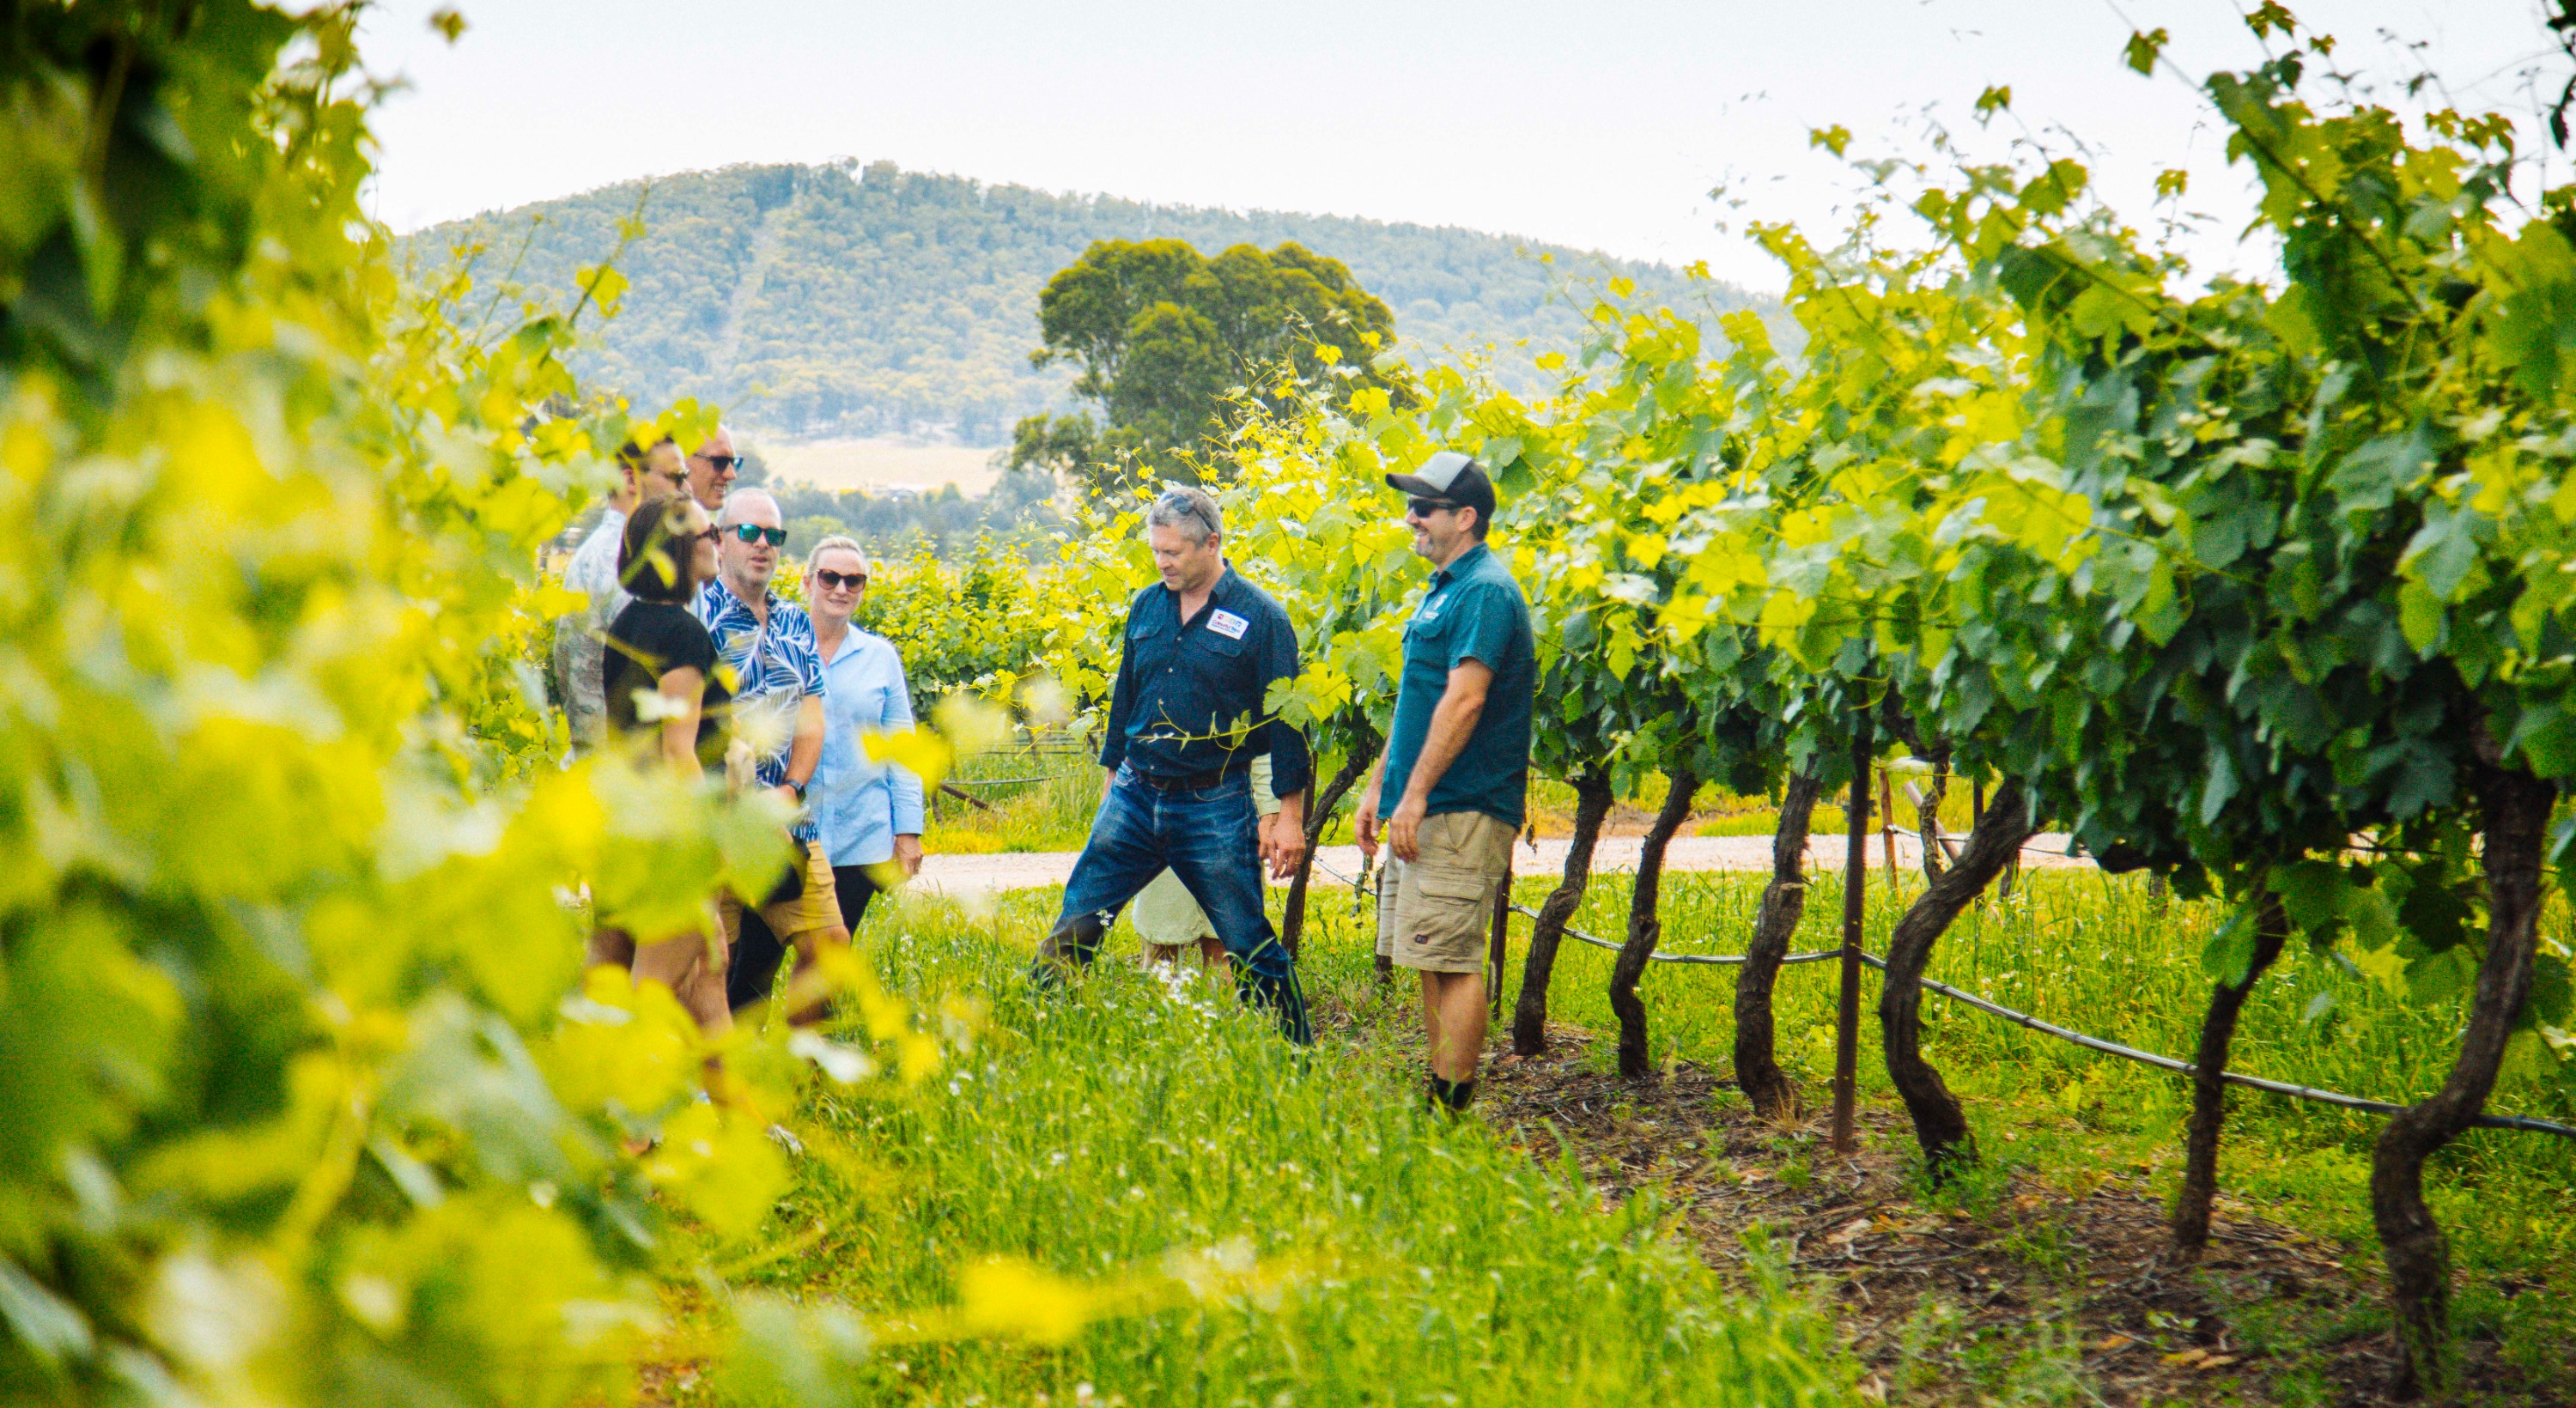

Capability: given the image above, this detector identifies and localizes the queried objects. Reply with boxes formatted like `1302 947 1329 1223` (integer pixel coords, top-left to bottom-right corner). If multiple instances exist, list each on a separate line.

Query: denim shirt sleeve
1098 590 1145 773
1257 598 1312 798
884 646 924 835
813 632 924 867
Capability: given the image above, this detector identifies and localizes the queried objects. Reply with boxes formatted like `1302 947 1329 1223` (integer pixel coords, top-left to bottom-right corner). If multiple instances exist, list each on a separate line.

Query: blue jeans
1036 764 1313 1046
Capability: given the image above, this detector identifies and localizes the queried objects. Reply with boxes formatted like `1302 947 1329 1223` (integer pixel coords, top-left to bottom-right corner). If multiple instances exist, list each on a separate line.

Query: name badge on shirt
1206 609 1249 640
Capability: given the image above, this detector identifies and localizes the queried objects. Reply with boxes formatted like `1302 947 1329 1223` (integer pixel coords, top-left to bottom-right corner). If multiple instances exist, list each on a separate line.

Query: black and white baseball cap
1384 450 1498 522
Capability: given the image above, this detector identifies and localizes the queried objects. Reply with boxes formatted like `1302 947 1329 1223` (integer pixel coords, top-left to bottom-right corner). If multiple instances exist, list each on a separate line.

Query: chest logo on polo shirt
1206 609 1249 640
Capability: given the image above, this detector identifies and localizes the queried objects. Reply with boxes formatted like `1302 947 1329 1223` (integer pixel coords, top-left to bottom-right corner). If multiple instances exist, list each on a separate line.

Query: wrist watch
788 779 808 803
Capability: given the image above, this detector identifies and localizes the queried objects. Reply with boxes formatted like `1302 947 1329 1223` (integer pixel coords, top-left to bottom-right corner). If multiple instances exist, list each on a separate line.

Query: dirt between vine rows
1470 1023 2559 1408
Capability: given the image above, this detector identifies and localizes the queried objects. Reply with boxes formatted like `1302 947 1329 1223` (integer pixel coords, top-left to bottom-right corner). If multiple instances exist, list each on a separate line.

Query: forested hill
404 160 1779 443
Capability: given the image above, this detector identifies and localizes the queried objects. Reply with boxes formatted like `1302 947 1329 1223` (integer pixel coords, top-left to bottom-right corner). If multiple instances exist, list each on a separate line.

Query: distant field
750 435 1003 495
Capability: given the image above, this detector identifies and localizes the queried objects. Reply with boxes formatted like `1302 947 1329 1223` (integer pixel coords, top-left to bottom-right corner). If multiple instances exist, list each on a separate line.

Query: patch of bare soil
1477 1023 2561 1408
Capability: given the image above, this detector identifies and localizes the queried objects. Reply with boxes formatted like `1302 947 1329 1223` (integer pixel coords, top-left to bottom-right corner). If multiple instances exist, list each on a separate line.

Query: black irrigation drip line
1524 902 1844 968
1868 959 2576 1139
1309 855 2576 1140
944 774 1058 788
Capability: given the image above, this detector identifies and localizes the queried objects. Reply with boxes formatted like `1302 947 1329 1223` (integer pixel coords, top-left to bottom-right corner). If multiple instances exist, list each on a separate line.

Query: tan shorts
1131 867 1219 950
1373 810 1513 974
721 838 843 948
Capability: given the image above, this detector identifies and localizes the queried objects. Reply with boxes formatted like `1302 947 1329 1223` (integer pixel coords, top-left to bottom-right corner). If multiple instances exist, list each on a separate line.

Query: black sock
1443 1077 1476 1112
1425 1075 1452 1110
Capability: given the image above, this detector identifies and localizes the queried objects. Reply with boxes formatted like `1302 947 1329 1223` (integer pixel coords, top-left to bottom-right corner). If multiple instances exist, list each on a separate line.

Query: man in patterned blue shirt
696 487 851 1023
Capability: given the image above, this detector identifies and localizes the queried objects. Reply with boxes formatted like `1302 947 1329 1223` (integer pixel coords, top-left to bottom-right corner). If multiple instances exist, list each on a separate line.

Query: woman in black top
605 494 729 771
590 493 734 1047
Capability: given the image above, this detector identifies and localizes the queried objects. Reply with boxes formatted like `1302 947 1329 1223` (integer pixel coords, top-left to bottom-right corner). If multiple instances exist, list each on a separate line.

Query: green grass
690 860 2576 1403
700 889 1850 1406
921 745 1103 853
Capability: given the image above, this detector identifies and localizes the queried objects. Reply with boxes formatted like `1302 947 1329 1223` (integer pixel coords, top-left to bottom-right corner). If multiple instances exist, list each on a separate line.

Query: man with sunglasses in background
685 426 743 513
1032 484 1315 1046
1355 452 1534 1116
698 487 852 1023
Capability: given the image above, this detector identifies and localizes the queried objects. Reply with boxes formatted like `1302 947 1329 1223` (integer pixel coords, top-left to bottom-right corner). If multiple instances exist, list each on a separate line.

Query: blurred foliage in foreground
0 7 1840 1408
1 4 926 1403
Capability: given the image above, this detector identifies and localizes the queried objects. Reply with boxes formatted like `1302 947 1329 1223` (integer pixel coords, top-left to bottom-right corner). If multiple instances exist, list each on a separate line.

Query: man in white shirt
555 438 687 751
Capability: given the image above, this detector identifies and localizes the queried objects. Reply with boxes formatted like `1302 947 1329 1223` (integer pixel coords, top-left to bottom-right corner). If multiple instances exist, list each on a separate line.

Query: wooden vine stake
1878 766 1899 881
1832 717 1874 1155
1486 852 1512 1017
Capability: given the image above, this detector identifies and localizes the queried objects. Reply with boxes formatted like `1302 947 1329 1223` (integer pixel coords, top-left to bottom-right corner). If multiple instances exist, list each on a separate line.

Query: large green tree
1010 239 1395 491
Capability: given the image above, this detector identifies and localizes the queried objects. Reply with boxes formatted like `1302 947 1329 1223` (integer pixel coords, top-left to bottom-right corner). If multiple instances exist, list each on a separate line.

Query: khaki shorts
1374 810 1513 974
721 838 843 949
1132 867 1218 949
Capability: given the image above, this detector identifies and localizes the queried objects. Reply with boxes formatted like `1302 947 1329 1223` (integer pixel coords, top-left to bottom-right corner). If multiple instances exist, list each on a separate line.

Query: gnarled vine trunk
1879 779 2034 1176
1279 747 1374 957
1610 766 1698 1078
2372 765 2555 1399
2172 888 2290 1255
1510 771 1613 1055
1734 767 1822 1117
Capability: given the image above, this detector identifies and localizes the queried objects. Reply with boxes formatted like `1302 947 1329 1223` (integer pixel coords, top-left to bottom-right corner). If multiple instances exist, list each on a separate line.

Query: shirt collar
702 574 782 620
1164 564 1236 614
1430 542 1491 589
819 625 882 669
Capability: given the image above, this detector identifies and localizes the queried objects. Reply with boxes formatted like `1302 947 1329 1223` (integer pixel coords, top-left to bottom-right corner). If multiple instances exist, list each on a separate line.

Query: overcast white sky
361 0 2567 293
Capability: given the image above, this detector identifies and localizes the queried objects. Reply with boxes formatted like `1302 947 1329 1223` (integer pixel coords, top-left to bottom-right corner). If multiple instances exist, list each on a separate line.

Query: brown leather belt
1129 766 1235 792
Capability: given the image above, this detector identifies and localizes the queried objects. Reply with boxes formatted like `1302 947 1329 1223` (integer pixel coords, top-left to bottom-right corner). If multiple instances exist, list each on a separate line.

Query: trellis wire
1310 855 2576 1140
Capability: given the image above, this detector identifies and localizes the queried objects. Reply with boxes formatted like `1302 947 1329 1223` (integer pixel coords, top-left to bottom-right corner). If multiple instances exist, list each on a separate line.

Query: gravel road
913 831 2087 899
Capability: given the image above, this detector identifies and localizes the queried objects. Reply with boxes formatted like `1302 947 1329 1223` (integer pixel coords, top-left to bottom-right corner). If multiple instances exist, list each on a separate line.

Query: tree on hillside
1009 239 1396 492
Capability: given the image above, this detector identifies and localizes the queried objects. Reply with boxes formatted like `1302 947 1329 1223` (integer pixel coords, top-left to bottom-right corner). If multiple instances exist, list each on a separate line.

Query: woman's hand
893 834 923 878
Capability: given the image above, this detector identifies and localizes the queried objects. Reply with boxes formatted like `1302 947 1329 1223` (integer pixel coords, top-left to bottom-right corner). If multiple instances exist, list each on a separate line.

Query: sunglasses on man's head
812 569 867 590
1406 497 1461 518
729 524 787 546
696 453 743 474
1155 490 1216 533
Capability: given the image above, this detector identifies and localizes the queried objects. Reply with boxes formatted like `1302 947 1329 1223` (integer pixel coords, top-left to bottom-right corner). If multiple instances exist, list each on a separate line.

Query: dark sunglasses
812 569 867 590
695 452 744 474
729 524 787 546
1155 489 1218 535
1407 497 1462 517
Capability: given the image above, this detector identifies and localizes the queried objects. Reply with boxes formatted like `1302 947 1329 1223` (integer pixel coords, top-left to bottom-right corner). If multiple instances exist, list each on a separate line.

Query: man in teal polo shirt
1355 451 1535 1114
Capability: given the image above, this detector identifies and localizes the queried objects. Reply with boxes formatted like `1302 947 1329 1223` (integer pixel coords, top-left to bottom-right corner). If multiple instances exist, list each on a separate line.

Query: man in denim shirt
1034 486 1315 1044
696 488 851 1022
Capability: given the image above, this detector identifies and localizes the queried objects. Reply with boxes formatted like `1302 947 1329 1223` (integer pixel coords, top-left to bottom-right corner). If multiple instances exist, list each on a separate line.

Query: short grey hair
1145 485 1221 544
718 487 781 526
805 534 870 577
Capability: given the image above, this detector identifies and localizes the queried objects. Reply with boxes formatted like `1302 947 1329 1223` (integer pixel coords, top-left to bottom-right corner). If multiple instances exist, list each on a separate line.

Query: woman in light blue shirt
804 537 925 932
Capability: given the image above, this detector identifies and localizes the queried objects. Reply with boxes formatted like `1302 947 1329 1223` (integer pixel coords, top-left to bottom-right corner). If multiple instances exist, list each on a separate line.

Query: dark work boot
1029 913 1108 990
